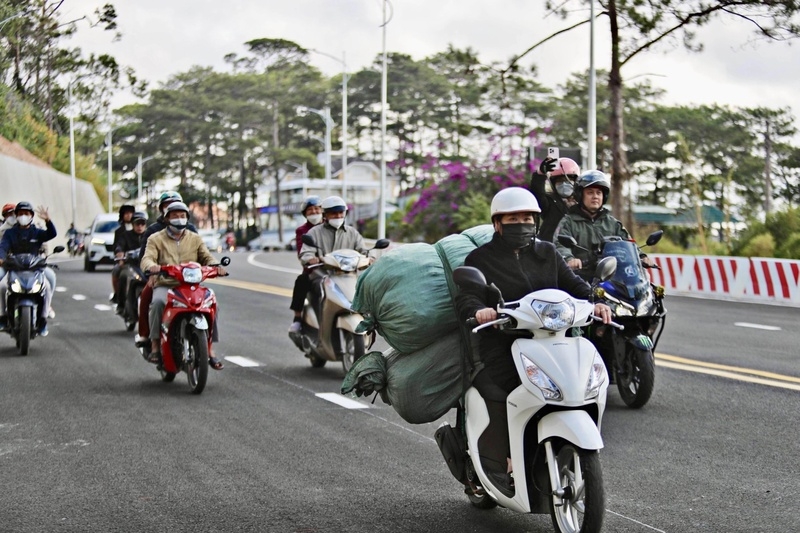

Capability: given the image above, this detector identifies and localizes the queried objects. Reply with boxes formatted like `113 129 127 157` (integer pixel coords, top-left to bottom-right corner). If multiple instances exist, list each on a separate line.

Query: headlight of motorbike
31 280 43 293
333 254 359 272
521 354 562 401
10 279 23 293
172 300 189 308
182 267 203 284
585 353 607 400
613 302 634 317
531 300 575 331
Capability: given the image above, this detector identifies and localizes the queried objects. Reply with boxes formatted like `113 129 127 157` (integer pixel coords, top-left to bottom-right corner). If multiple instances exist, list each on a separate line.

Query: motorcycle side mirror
52 245 65 254
645 230 663 247
453 266 487 288
219 256 231 267
372 238 391 250
301 234 317 247
595 256 617 282
557 234 591 253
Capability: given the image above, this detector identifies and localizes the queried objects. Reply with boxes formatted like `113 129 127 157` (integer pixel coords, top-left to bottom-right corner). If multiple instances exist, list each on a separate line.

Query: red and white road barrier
649 254 800 307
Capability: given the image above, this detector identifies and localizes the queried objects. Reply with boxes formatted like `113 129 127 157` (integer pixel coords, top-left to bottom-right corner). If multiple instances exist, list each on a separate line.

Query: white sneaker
288 322 302 333
134 335 148 346
48 307 56 319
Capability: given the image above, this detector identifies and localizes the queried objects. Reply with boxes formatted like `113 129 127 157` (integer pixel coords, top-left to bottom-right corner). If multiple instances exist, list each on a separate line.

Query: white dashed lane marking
734 322 781 331
94 304 113 311
224 356 261 367
55 287 67 292
72 295 86 301
315 392 369 410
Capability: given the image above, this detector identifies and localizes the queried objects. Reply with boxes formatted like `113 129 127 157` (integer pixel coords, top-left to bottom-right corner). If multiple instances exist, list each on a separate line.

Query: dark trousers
290 272 312 313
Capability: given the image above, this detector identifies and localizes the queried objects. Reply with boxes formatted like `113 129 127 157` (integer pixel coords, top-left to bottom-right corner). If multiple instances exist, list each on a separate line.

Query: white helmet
321 195 347 213
490 187 541 219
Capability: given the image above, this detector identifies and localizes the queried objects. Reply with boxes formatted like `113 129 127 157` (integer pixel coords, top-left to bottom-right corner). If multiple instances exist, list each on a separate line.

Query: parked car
247 230 296 252
199 229 223 253
84 213 120 272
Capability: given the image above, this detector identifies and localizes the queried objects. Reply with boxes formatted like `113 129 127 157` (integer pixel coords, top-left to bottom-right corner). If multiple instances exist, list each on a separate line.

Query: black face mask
500 223 536 249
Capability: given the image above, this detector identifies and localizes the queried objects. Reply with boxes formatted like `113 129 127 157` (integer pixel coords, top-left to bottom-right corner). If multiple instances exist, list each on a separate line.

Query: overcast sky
64 0 799 120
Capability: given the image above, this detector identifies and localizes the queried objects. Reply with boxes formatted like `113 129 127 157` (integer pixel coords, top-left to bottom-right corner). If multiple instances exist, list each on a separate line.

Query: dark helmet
132 211 148 223
118 204 136 219
300 195 322 215
157 191 183 211
14 201 34 214
574 170 611 206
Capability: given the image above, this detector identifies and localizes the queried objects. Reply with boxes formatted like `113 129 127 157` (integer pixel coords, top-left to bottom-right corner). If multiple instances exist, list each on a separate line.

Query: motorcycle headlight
521 354 562 401
10 279 22 293
585 353 607 400
182 267 203 284
531 300 575 331
31 280 42 293
613 302 634 317
172 300 189 308
333 254 359 272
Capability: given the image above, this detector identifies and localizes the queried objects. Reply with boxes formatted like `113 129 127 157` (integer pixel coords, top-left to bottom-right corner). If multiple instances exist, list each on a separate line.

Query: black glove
538 157 557 175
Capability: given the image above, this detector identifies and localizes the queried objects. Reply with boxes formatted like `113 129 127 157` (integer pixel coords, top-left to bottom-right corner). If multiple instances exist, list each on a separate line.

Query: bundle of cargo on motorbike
343 225 495 424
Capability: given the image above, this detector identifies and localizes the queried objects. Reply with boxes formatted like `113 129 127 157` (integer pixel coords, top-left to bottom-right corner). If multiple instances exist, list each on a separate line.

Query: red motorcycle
138 257 230 394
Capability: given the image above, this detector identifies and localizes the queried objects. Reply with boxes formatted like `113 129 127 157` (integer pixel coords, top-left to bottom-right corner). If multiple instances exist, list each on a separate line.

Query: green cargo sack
352 225 494 354
341 331 468 424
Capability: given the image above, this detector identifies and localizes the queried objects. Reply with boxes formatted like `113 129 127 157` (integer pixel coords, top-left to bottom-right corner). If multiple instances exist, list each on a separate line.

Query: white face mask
306 214 322 225
17 215 32 226
4 216 15 226
169 217 188 228
328 218 345 229
125 223 133 231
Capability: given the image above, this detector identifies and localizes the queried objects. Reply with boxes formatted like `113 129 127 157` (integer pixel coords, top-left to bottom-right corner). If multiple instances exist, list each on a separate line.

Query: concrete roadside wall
649 254 800 308
0 154 105 248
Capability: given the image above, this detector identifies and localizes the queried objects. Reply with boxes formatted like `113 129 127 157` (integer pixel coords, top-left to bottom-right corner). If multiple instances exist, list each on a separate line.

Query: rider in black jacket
528 157 580 242
0 202 57 334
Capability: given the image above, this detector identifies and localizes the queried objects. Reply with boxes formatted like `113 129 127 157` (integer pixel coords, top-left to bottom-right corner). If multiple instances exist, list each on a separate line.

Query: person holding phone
529 147 581 242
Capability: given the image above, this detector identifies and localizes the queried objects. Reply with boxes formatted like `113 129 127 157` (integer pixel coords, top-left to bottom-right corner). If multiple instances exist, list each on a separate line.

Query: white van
84 213 120 272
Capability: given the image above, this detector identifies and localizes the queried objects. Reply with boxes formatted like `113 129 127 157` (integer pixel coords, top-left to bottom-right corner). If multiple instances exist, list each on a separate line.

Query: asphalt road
1 250 798 533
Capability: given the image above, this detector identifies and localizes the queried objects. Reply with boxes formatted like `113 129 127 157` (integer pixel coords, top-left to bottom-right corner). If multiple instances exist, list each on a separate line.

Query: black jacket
529 172 571 242
0 221 57 260
113 226 142 254
455 233 592 391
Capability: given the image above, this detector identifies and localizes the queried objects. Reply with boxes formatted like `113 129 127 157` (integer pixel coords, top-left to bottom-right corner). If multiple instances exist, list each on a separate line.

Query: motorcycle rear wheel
18 307 31 356
186 328 209 394
616 346 655 409
549 444 604 533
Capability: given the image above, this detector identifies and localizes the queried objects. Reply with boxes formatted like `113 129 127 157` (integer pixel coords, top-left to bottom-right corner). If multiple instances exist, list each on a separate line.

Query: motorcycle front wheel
548 443 604 533
616 346 655 409
340 331 365 373
18 307 31 356
186 328 209 394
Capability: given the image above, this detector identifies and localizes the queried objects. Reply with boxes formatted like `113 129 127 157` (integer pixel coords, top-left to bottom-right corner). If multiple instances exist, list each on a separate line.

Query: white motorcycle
436 258 618 533
289 235 390 372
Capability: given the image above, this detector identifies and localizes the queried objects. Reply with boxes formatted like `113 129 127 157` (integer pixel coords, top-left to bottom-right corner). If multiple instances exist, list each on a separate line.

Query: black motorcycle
2 246 65 355
119 249 146 332
559 231 667 408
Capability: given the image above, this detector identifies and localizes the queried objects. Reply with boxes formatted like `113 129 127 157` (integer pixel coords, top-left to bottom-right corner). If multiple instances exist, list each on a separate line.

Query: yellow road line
207 278 293 298
655 353 800 384
656 354 800 391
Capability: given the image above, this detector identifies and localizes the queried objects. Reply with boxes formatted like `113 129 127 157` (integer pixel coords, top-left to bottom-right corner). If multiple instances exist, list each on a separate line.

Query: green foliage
777 233 800 260
740 233 775 258
452 192 491 232
732 207 800 257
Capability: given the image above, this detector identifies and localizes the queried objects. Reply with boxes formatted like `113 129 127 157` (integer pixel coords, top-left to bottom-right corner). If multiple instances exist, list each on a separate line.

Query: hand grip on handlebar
591 314 624 330
466 317 478 328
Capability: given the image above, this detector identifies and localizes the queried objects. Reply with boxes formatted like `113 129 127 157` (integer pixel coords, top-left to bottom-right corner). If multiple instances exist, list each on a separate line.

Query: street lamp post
106 128 116 213
68 81 78 227
587 0 597 169
137 154 155 207
311 49 348 198
378 0 393 240
297 106 334 196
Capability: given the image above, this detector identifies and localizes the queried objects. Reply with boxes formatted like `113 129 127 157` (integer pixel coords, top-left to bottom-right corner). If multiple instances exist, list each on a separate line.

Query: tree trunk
607 0 631 230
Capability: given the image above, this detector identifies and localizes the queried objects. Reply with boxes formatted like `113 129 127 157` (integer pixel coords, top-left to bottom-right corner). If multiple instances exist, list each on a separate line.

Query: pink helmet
550 157 580 179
